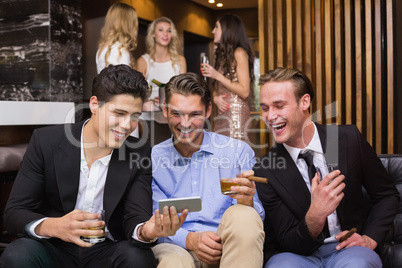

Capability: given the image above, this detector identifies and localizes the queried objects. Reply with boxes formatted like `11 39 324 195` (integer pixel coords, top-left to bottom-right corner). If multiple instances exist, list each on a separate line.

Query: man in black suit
254 67 399 267
0 65 187 267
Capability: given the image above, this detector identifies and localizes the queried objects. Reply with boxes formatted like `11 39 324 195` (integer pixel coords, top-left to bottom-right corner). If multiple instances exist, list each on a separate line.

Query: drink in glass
81 208 105 243
200 52 209 67
200 52 209 81
219 164 241 195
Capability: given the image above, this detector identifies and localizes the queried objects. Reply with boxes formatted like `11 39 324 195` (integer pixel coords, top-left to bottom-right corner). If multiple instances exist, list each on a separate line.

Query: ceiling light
217 3 223 7
208 0 215 3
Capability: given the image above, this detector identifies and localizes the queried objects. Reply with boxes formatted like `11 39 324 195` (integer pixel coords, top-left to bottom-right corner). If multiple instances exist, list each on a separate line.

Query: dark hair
164 72 211 107
92 64 149 105
214 14 255 91
259 67 315 102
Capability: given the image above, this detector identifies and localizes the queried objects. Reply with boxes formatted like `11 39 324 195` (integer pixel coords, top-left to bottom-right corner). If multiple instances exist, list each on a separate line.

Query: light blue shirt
152 131 265 249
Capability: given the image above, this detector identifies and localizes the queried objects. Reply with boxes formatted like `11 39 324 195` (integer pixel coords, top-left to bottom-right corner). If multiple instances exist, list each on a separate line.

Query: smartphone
158 196 202 213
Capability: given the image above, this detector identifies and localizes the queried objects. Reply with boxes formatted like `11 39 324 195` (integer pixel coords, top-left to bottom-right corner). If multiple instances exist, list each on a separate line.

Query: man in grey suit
1 65 187 267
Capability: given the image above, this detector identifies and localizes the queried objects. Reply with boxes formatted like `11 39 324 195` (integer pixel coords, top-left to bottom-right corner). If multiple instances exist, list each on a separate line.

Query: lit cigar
247 176 268 184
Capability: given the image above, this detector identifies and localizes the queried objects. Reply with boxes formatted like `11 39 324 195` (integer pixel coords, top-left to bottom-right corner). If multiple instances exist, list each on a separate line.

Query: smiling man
1 65 187 268
151 73 265 268
254 67 399 267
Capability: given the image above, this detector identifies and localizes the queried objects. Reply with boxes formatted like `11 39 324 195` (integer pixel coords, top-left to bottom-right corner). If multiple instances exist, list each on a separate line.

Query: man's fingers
311 174 320 191
322 170 342 184
242 170 254 178
154 209 162 231
178 209 188 225
74 237 95 248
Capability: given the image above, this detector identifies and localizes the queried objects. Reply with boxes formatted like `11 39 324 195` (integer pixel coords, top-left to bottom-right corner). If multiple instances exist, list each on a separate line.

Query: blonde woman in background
137 17 187 111
96 2 138 73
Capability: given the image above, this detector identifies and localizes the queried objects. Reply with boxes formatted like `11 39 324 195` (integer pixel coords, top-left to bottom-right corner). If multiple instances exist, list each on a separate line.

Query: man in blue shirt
151 73 265 267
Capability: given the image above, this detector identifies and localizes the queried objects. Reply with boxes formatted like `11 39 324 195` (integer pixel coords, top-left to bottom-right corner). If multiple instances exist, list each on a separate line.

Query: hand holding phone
158 196 202 213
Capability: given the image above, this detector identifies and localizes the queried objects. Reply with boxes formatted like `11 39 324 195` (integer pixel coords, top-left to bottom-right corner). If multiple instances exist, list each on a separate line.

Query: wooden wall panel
374 0 382 152
344 0 352 125
303 0 313 84
324 0 333 124
295 0 303 70
355 0 363 132
258 0 395 154
334 0 343 125
314 0 323 119
386 0 394 153
365 0 373 145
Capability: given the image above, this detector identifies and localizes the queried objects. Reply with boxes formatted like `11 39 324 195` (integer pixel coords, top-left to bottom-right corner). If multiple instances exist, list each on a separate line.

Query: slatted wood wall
258 0 395 154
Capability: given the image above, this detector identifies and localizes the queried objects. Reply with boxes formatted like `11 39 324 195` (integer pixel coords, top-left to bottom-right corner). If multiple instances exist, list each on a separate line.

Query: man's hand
335 231 377 250
186 231 222 265
35 209 105 247
141 206 188 241
305 170 345 238
228 170 256 207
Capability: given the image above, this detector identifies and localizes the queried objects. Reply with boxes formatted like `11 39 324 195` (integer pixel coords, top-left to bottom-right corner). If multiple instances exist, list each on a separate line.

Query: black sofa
378 154 402 267
262 154 402 267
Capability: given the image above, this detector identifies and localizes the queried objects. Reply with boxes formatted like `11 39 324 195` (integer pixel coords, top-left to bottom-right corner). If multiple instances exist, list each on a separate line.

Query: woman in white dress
96 3 138 73
137 17 187 111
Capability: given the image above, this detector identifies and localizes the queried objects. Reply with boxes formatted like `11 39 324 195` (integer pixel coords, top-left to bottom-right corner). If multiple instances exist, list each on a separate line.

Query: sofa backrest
378 154 402 267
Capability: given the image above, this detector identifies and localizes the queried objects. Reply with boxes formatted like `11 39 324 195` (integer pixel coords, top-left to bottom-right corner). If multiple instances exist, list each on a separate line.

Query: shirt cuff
132 223 157 243
27 218 51 239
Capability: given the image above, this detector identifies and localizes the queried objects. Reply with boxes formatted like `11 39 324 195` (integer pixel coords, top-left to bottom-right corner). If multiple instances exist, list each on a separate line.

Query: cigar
339 228 357 242
247 176 268 184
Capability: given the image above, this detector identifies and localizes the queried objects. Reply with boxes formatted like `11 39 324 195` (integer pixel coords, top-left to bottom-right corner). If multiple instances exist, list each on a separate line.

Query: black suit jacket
4 121 153 242
255 124 399 261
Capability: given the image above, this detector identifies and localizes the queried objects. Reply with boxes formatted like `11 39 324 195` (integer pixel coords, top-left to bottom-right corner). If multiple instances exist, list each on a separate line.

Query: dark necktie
298 150 317 182
298 150 329 238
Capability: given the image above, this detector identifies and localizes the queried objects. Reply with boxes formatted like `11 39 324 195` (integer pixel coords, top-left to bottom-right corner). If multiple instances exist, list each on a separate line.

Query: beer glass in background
219 164 241 195
80 208 105 243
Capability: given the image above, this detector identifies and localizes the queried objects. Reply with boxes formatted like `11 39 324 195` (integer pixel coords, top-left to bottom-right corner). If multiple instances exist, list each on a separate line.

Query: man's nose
180 115 191 128
266 110 277 122
120 115 131 129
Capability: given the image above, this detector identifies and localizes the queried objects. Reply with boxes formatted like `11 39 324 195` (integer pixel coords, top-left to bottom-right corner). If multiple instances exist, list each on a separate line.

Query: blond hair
259 67 314 102
97 3 138 68
145 17 181 71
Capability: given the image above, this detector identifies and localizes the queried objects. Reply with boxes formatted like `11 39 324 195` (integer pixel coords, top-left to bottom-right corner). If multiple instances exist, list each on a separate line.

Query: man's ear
205 103 212 119
299 94 311 112
162 101 168 117
89 96 99 114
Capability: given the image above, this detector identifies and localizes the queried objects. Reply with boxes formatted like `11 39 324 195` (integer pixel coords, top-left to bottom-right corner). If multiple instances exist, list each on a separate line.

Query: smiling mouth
271 123 286 132
178 128 195 135
111 129 127 139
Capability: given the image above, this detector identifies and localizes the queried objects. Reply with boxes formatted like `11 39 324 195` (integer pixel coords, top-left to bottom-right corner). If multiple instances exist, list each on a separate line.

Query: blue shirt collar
169 130 214 166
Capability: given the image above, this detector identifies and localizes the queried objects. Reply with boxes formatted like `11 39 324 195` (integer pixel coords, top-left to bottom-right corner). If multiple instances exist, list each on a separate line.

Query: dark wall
0 0 83 102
